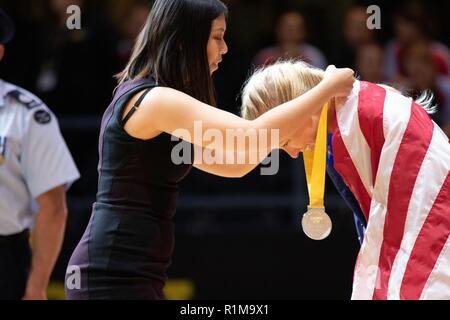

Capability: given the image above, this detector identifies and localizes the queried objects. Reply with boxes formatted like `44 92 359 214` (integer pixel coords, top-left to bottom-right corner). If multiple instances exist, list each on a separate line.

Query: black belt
0 229 30 245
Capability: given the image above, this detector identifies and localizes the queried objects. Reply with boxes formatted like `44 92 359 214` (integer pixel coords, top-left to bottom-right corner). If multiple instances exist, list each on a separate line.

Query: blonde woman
241 60 450 300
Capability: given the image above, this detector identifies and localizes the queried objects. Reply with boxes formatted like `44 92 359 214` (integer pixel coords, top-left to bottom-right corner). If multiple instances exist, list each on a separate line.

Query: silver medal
301 207 332 240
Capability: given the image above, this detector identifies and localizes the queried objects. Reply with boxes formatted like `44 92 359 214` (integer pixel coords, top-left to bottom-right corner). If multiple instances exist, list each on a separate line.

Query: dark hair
395 1 435 39
116 0 228 106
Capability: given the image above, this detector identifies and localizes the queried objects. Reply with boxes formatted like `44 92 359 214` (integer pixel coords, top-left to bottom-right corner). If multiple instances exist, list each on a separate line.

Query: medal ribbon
303 104 328 209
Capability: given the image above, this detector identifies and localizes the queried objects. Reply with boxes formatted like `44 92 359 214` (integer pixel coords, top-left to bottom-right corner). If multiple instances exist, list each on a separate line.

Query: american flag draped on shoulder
332 80 450 300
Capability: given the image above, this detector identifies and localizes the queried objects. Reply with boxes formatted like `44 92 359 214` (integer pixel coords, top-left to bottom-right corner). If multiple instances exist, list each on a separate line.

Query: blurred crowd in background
1 0 450 298
1 0 450 124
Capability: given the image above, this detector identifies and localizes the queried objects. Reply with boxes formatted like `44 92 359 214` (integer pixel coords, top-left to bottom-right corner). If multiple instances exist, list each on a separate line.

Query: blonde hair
241 60 436 120
241 60 324 120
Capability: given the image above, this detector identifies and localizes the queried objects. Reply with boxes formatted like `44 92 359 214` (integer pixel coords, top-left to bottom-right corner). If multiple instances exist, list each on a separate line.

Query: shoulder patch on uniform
34 109 52 124
7 90 43 110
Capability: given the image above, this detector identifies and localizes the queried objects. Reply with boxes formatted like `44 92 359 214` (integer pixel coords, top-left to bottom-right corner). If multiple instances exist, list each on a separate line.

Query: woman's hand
323 65 355 98
22 282 48 300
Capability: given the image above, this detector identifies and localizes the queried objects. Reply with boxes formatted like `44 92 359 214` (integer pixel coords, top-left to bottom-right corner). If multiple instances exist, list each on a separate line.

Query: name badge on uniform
0 136 7 165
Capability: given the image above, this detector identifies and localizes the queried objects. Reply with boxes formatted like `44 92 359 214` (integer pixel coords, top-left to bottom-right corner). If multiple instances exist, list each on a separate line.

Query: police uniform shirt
0 79 80 236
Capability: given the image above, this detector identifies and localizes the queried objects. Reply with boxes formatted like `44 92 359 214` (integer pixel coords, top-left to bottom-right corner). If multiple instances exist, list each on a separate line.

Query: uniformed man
0 9 80 300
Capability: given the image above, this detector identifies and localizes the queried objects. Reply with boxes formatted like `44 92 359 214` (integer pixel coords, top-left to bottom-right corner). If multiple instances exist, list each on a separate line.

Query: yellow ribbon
303 104 328 209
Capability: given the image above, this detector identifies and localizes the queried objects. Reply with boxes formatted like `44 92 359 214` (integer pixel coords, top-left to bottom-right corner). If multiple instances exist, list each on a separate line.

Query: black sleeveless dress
65 78 193 299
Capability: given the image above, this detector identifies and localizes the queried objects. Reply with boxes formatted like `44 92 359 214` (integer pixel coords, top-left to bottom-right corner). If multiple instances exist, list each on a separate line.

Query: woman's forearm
252 79 334 142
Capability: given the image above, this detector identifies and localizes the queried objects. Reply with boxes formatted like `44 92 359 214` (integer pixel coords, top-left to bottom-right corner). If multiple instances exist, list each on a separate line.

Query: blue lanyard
326 133 367 245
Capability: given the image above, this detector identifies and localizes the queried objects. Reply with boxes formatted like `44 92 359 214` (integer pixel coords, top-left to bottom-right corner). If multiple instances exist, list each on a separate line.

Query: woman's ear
0 45 4 61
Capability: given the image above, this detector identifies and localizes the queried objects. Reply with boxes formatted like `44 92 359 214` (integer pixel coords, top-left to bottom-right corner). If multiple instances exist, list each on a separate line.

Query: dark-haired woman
65 0 354 300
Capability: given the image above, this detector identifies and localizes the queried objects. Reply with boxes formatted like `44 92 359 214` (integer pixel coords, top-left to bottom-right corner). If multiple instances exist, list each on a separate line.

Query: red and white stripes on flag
332 81 450 300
